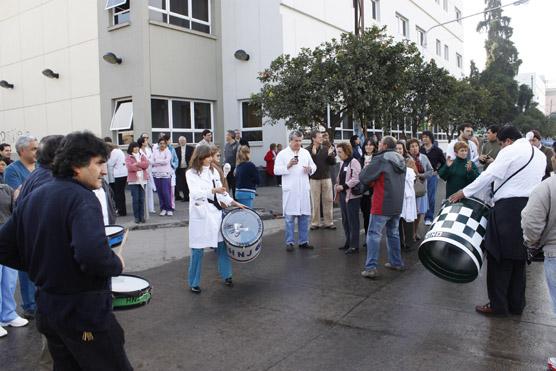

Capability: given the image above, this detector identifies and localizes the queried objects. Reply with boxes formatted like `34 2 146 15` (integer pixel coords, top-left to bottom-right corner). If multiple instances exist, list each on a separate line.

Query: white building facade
517 72 547 113
1 0 464 165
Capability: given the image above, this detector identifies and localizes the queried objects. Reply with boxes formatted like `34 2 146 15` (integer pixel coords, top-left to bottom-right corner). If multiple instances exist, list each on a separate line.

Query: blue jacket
4 160 31 189
16 165 53 205
0 178 123 330
235 161 260 192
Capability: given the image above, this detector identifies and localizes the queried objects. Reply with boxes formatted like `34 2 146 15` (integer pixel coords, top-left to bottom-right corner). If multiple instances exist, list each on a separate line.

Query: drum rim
105 224 125 236
111 274 152 297
463 196 491 210
221 208 264 247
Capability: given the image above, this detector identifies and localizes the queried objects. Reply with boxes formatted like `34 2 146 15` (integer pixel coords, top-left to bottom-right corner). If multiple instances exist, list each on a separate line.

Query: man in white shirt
274 131 317 251
446 123 479 165
449 125 546 317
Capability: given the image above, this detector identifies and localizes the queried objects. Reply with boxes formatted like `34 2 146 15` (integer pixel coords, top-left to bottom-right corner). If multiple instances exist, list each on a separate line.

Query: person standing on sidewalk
420 131 445 225
152 137 174 216
479 125 501 170
528 129 554 180
175 136 193 202
449 125 545 316
234 146 260 208
224 130 240 198
446 123 479 165
307 130 336 230
4 135 38 320
106 142 128 217
335 143 362 255
521 162 556 369
139 134 157 214
274 131 317 251
360 136 406 279
125 142 149 224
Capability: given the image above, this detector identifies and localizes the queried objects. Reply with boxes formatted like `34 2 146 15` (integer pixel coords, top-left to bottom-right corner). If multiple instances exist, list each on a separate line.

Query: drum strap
491 146 534 196
207 179 224 210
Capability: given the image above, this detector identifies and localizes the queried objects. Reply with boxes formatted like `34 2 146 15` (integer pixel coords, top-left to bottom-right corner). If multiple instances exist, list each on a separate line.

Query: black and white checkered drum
418 197 490 283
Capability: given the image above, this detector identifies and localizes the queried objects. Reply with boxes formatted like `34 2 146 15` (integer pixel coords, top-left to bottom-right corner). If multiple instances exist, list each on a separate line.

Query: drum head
221 208 264 247
105 225 124 237
112 275 150 293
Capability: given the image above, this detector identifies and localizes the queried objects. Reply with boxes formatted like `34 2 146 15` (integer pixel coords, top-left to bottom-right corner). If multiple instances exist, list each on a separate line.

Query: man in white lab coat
274 131 317 251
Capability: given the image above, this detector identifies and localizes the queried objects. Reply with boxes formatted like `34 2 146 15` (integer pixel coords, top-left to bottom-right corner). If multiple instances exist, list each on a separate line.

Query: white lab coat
401 168 417 222
107 148 128 179
274 146 317 216
186 166 233 249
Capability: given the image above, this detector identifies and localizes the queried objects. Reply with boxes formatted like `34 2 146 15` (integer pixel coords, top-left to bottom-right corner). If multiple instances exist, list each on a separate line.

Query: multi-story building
545 80 556 118
517 72 547 113
1 0 464 164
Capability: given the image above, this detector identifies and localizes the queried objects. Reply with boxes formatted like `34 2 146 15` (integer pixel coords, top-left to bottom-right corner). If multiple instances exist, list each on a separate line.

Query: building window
370 0 379 21
328 109 354 140
436 39 442 56
148 0 211 34
396 13 409 39
416 26 425 47
240 101 263 142
443 0 448 11
444 45 449 61
151 97 213 143
455 7 462 23
456 53 463 69
106 0 130 25
110 99 134 145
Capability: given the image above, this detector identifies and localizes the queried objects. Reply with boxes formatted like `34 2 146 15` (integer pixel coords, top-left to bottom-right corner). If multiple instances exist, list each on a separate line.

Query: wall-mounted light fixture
234 49 250 61
0 80 14 89
103 52 122 65
42 69 60 79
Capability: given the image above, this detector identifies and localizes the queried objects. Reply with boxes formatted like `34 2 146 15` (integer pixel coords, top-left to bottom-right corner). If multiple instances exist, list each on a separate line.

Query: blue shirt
4 160 32 189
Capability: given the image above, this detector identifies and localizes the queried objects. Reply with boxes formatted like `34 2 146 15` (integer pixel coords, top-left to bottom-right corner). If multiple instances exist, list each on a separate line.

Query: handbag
414 178 426 198
350 164 367 196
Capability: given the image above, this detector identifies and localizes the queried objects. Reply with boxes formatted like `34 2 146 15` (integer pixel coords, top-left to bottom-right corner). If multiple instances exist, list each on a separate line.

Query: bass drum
418 197 490 284
221 208 264 263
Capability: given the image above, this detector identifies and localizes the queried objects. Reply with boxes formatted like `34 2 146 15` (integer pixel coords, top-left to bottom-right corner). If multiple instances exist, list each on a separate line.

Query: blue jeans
129 184 145 221
365 214 404 270
235 190 255 208
425 175 438 222
0 265 18 322
284 214 310 245
188 242 232 288
545 257 556 314
19 271 36 312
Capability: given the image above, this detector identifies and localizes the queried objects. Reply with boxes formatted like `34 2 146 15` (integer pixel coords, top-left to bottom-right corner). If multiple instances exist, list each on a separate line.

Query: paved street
2 184 556 370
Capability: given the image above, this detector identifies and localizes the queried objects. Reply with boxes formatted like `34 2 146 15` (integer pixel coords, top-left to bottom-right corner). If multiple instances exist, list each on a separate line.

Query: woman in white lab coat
185 144 244 294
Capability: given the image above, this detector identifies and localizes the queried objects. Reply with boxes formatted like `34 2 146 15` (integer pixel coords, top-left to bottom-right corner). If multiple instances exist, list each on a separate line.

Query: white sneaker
167 211 174 216
0 326 7 337
159 210 167 216
424 220 432 226
0 316 29 328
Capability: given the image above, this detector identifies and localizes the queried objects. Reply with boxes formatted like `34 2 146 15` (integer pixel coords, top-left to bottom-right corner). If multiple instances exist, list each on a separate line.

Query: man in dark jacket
175 136 193 201
359 136 406 279
0 132 132 370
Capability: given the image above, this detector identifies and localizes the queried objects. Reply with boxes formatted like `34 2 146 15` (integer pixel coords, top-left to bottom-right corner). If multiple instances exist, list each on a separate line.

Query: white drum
111 274 152 309
221 208 264 263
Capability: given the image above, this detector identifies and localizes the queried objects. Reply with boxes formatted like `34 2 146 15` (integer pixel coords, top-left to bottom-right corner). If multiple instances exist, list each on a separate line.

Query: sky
462 0 555 83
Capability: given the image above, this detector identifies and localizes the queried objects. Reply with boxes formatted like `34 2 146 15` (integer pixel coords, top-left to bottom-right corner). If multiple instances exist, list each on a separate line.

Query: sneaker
190 286 202 294
548 357 556 370
424 220 433 226
299 243 314 249
345 248 359 255
324 224 337 230
0 316 29 328
159 210 167 216
384 262 406 271
224 278 233 287
361 269 378 279
286 244 294 252
167 211 174 216
310 225 320 230
0 326 7 338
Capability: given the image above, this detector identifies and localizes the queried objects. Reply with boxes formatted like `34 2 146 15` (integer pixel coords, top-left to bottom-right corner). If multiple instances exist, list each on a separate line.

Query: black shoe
182 198 189 202
135 219 141 224
286 244 294 252
23 309 36 320
224 278 233 287
338 245 349 250
190 286 201 294
299 243 314 249
310 225 320 230
345 248 359 255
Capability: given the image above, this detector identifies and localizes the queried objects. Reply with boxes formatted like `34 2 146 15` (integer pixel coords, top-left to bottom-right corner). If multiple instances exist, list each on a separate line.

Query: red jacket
264 150 276 176
125 154 149 183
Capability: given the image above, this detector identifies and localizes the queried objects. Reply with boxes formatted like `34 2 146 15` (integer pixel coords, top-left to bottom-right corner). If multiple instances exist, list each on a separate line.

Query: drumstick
113 229 129 257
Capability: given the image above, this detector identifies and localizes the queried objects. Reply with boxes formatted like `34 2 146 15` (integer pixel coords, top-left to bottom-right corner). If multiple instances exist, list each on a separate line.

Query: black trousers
226 168 236 199
360 194 371 235
486 251 526 315
175 168 188 200
36 312 133 371
398 218 414 249
339 193 360 249
110 177 127 216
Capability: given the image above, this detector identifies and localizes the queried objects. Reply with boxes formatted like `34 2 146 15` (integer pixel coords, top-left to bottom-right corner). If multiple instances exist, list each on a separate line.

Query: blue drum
418 197 490 284
221 208 264 263
105 225 126 248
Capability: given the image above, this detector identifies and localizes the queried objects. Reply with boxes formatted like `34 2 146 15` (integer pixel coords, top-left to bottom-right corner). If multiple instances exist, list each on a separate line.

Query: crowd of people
1 121 556 368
